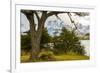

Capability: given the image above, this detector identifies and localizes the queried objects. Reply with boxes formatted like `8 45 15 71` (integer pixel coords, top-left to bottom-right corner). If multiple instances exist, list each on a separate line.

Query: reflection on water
80 40 90 56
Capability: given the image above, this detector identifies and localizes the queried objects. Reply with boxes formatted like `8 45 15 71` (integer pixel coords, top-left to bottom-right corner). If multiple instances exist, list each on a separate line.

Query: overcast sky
20 12 90 33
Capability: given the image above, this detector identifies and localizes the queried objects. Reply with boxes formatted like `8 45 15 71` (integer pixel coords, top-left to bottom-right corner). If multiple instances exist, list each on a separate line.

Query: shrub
53 27 85 55
38 49 55 61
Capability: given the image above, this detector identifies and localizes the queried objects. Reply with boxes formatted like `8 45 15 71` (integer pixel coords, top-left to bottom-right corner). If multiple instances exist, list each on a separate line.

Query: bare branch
34 11 40 22
67 12 78 31
73 12 89 16
47 11 79 32
54 14 62 20
21 10 36 31
21 10 34 15
47 11 66 17
37 11 47 31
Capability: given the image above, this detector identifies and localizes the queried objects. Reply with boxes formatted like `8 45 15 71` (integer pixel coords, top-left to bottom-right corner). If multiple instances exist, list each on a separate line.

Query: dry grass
21 54 89 63
54 54 89 61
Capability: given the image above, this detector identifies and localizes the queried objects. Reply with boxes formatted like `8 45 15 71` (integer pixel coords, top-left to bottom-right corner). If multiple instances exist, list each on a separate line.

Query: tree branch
21 10 34 15
33 11 40 22
21 10 36 31
74 12 89 16
67 12 77 30
47 11 79 32
47 11 66 18
38 11 47 28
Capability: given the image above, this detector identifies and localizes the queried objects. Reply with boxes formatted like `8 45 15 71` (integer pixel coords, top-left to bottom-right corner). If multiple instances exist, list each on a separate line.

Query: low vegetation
21 27 89 63
21 51 89 63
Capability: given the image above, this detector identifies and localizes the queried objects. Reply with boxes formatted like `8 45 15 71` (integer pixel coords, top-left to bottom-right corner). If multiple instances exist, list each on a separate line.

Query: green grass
21 54 89 63
21 55 30 62
54 54 89 61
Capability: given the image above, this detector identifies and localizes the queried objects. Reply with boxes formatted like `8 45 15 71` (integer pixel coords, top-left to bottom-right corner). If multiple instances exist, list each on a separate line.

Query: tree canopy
53 27 85 55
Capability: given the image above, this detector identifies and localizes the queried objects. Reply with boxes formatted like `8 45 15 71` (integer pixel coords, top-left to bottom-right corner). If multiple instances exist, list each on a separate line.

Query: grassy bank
54 54 89 61
21 54 89 63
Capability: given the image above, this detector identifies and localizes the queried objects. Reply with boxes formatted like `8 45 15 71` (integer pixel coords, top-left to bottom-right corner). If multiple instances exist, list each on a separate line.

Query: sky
20 11 90 35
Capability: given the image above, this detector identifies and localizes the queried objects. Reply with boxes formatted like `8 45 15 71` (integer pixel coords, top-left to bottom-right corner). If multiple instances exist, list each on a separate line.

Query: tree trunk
30 34 41 61
29 18 45 61
21 11 47 61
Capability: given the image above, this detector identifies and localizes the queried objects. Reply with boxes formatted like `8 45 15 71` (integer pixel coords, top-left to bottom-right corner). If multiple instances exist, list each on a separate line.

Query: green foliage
21 28 52 51
38 49 55 61
41 28 51 43
21 34 31 52
53 27 86 55
21 27 86 58
40 28 51 48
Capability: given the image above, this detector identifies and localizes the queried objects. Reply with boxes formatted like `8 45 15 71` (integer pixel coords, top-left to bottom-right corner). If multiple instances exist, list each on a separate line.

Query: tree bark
21 10 47 61
30 22 40 60
29 12 46 61
29 17 41 61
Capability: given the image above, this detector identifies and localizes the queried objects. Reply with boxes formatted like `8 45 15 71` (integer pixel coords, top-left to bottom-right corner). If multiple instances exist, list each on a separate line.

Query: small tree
21 34 31 52
21 28 51 52
40 28 51 49
53 27 85 55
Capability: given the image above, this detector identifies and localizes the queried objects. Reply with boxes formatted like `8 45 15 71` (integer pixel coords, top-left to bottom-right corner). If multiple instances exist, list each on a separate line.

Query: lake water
80 40 90 56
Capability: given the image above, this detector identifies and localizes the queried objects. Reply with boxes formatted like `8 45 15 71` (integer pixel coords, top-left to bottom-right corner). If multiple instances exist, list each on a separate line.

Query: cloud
21 12 90 34
21 13 30 32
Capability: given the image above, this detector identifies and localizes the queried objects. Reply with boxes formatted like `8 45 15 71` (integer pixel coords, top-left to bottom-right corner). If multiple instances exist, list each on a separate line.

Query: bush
38 49 55 61
53 27 85 55
21 34 31 52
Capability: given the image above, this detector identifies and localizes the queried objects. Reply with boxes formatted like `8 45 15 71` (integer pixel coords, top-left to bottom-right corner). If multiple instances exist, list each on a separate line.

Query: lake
80 40 90 56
